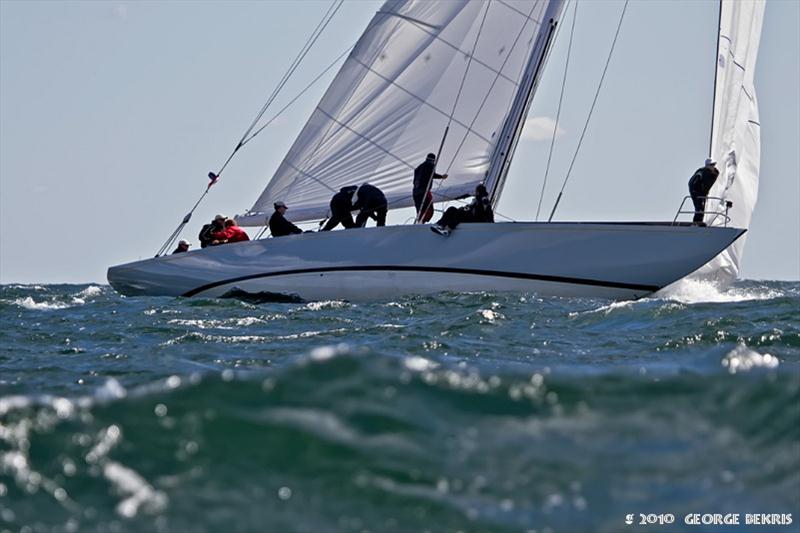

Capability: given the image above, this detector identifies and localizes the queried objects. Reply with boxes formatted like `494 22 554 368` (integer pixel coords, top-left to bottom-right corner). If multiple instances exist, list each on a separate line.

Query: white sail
702 0 765 281
239 0 560 226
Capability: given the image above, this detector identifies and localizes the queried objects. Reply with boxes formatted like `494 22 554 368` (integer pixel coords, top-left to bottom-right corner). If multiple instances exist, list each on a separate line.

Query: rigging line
709 0 722 156
240 0 343 145
240 43 355 148
276 9 402 187
423 1 491 222
548 0 629 223
444 0 541 174
154 1 343 256
349 57 493 144
448 2 490 128
535 0 577 222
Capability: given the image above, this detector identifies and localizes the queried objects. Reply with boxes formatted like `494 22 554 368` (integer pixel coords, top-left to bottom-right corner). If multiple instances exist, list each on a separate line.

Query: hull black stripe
182 265 660 297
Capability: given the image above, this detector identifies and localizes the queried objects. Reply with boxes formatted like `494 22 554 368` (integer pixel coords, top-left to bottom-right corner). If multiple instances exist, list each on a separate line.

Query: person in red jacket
211 219 250 245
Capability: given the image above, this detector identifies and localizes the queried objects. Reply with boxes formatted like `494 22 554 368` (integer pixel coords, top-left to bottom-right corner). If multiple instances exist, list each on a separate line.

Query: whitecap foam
303 300 348 311
478 309 504 322
75 286 103 299
11 297 72 311
657 278 783 304
570 299 641 317
5 284 46 291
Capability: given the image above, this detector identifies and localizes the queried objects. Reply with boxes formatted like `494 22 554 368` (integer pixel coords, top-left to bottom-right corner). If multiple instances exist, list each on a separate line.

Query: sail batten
242 0 560 226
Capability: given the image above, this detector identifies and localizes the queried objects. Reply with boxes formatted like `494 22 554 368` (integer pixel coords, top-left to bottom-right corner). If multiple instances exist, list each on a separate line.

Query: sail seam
375 10 441 30
283 160 339 194
348 57 494 144
315 108 416 170
399 18 520 86
496 0 545 26
444 0 543 174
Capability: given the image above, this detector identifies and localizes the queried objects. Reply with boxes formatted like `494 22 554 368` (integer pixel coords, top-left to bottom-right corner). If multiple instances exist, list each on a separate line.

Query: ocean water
0 281 798 532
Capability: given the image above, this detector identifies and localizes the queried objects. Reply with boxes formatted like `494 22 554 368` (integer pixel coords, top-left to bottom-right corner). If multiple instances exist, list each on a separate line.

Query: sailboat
108 0 763 301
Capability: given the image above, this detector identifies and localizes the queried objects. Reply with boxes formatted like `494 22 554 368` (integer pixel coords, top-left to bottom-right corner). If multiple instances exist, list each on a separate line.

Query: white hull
108 223 745 301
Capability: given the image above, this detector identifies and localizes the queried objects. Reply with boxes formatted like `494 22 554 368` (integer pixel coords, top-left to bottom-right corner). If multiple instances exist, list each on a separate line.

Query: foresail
702 0 765 281
239 0 558 226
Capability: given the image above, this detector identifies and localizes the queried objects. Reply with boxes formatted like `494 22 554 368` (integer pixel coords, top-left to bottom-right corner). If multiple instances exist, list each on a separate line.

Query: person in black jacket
353 183 388 227
269 201 303 237
688 158 720 225
321 186 358 231
413 153 447 222
431 184 494 237
198 214 226 248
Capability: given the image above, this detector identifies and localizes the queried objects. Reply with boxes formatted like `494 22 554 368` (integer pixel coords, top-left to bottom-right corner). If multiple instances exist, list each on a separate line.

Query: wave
657 277 785 304
4 285 106 310
1 350 797 531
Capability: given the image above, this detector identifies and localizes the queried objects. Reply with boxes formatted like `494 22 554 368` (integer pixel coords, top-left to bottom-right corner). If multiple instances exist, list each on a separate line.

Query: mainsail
238 0 564 226
703 0 765 281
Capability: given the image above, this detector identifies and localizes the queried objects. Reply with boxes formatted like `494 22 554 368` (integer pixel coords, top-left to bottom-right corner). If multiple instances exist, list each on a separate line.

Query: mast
709 0 723 156
484 0 566 207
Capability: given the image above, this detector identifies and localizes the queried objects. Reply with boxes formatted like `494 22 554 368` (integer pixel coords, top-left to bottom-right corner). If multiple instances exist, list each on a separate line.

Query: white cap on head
704 157 716 166
214 214 226 221
178 240 191 246
274 201 287 209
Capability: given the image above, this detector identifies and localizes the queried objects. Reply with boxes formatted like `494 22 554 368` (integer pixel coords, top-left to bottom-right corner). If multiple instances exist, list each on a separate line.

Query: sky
1 0 798 284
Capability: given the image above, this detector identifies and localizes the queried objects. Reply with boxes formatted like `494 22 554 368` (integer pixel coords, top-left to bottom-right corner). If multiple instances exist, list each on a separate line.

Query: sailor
413 153 447 223
353 183 388 227
321 186 358 231
172 239 191 254
211 219 250 244
269 201 303 237
688 157 720 225
431 184 493 237
199 214 226 248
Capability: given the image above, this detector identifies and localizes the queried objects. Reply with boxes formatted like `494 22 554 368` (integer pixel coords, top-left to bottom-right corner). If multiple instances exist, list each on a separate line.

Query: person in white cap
198 214 227 248
172 239 191 254
269 201 303 237
688 158 720 225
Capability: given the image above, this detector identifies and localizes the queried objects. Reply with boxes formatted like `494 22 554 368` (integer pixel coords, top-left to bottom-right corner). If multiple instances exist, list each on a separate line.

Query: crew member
269 201 303 237
431 184 493 237
199 214 226 248
353 183 388 227
413 153 447 223
172 240 191 254
688 158 720 225
211 219 250 244
321 186 358 231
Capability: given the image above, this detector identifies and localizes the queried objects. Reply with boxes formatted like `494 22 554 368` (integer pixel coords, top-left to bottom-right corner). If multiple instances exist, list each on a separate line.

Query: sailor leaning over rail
688 158 720 225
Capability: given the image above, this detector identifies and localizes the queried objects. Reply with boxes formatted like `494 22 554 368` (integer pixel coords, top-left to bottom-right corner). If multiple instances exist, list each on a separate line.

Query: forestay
703 0 765 281
238 0 557 226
